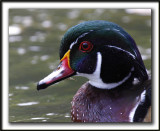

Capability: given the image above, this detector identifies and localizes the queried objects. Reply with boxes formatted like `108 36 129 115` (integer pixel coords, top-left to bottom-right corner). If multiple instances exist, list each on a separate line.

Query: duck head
37 20 148 90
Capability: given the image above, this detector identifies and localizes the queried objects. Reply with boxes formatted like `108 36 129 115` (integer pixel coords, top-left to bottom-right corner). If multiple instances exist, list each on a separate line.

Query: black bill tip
37 82 49 91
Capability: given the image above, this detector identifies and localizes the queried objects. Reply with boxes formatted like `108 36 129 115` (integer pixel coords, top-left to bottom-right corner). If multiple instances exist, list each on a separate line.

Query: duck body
71 80 151 122
37 20 151 122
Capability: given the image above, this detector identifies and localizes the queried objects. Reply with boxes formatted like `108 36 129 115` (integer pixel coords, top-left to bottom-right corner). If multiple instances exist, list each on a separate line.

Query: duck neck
77 52 134 90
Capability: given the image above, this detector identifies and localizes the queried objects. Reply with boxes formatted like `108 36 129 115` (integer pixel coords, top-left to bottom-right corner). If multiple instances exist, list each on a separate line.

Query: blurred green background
9 9 151 122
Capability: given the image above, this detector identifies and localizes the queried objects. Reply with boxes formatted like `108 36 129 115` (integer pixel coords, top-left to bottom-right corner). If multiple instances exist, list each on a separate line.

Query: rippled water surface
9 9 151 122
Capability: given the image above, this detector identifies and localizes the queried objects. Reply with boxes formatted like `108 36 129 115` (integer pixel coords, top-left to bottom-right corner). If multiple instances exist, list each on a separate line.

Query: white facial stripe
77 52 133 89
69 31 93 49
112 29 138 57
129 90 146 122
76 52 101 86
107 45 136 59
70 42 76 49
90 71 132 89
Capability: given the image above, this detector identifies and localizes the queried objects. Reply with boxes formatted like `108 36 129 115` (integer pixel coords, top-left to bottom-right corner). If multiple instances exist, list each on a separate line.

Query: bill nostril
57 66 61 70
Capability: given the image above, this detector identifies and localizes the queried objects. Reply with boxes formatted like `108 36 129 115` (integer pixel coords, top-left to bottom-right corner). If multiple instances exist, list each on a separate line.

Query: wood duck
37 20 151 122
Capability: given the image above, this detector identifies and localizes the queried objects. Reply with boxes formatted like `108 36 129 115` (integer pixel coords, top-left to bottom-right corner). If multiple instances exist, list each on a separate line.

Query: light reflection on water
17 102 39 106
121 16 131 23
31 56 39 64
125 9 151 16
9 93 13 97
13 16 33 27
57 23 68 31
17 47 26 55
65 113 71 118
138 46 151 60
28 46 42 52
46 113 58 116
67 9 80 19
40 55 50 61
9 36 22 43
15 86 30 90
41 20 52 28
31 117 49 120
29 32 46 42
9 25 21 35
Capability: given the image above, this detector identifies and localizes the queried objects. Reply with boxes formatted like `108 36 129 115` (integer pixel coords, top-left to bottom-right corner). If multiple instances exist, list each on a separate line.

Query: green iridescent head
37 20 148 90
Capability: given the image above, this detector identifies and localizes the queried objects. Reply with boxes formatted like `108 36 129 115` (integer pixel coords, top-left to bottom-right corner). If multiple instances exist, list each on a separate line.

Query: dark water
9 9 151 122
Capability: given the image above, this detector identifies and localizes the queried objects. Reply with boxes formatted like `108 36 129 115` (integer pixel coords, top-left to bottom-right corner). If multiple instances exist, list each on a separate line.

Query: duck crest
60 20 123 59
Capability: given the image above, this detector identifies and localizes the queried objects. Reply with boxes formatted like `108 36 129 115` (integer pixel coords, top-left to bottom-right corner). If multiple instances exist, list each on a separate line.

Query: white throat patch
77 52 133 89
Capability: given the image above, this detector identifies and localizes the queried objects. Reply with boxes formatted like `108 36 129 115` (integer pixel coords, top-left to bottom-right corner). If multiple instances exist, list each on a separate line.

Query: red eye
79 41 93 52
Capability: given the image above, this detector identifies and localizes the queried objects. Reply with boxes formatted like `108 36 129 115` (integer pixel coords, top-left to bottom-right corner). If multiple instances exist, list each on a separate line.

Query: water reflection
65 113 71 118
57 23 68 31
9 36 22 43
9 25 21 35
121 16 131 23
94 9 105 15
138 46 151 60
125 9 151 16
17 102 39 106
17 47 26 55
67 10 80 19
29 32 46 42
41 20 52 28
9 93 13 97
31 56 39 64
15 86 30 90
46 113 58 116
13 16 33 27
40 55 50 61
28 46 41 52
31 117 49 120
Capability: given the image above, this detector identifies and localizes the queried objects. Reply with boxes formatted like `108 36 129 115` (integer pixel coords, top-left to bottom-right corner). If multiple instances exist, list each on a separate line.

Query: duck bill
37 50 75 90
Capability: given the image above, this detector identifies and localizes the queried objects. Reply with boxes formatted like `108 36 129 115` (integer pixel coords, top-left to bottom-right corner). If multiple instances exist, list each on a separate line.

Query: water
9 9 151 122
